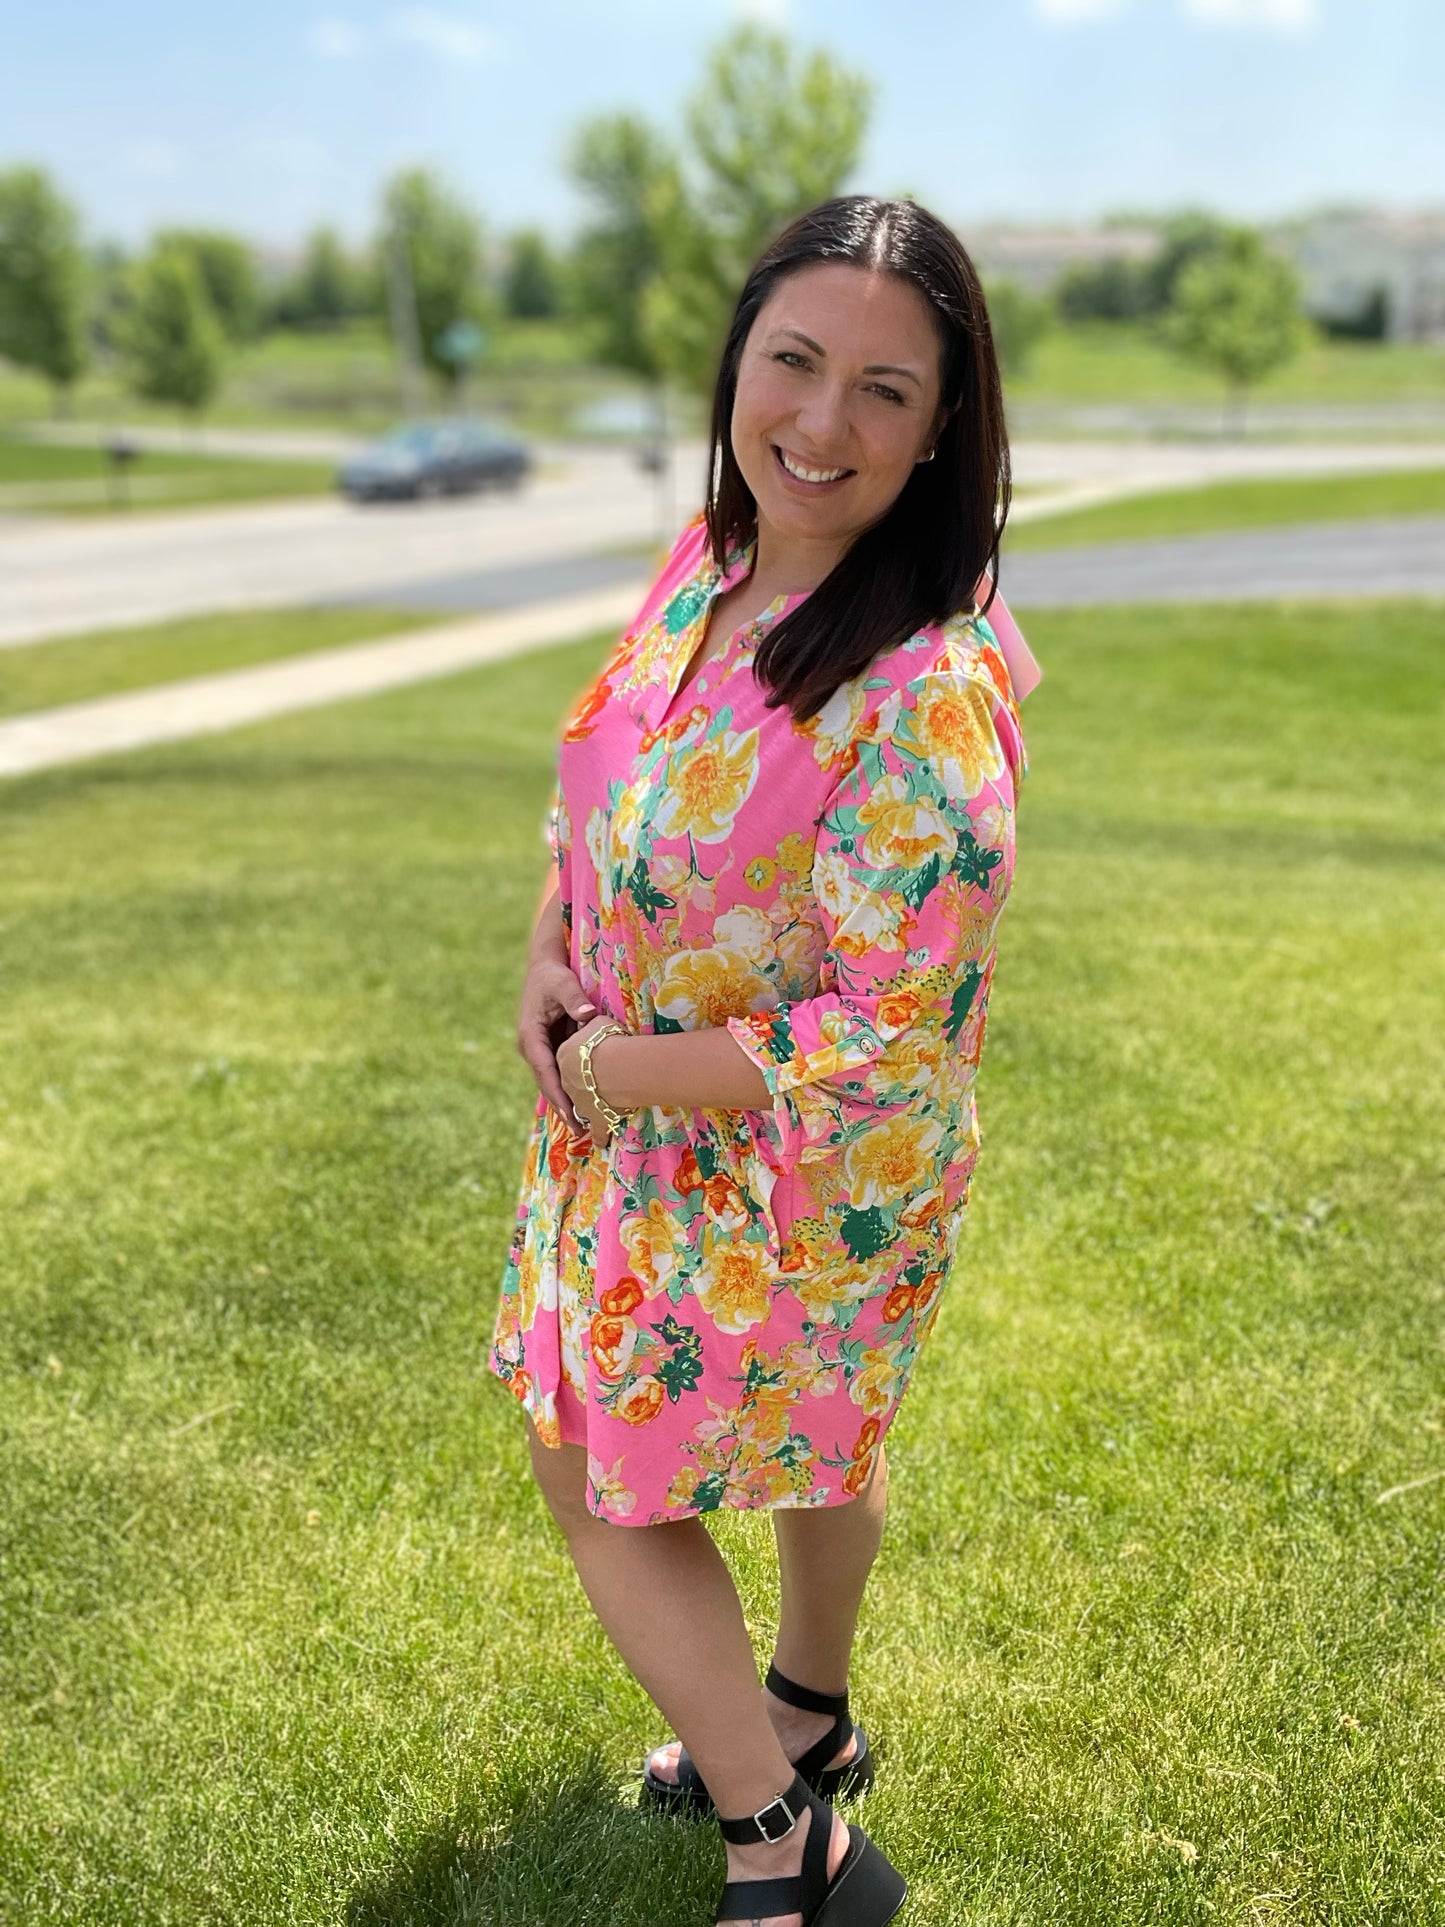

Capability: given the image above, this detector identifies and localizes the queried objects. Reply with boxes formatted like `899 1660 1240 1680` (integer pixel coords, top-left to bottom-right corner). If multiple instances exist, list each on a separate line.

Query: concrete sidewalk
0 579 647 780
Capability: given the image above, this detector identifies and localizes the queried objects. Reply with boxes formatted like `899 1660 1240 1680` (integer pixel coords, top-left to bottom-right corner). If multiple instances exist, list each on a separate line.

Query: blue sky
2 0 1438 249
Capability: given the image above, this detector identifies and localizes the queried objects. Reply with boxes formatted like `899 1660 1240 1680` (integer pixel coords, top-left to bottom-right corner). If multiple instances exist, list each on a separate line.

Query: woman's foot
647 1678 859 1787
719 1802 851 1927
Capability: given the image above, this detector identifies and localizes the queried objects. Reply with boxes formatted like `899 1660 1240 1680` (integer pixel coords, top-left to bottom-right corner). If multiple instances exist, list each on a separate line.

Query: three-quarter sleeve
726 658 1023 1166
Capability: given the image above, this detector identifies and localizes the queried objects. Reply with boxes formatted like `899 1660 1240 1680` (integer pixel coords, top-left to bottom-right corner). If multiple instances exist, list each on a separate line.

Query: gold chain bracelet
576 1020 630 1135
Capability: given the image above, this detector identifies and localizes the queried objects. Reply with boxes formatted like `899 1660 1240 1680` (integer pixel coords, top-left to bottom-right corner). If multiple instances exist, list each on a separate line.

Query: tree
155 228 261 342
1141 211 1232 317
378 168 487 388
118 243 226 417
641 25 872 395
985 278 1052 378
1164 226 1306 434
0 166 88 408
567 113 672 378
1056 255 1149 325
504 229 560 319
270 226 370 329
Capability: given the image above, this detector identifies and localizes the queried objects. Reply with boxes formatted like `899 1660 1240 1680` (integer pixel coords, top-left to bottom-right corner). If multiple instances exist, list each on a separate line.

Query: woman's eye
772 350 808 369
871 384 905 405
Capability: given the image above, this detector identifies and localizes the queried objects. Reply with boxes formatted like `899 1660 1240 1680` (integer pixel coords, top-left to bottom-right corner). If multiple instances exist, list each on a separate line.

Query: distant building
959 223 1162 297
1271 209 1445 343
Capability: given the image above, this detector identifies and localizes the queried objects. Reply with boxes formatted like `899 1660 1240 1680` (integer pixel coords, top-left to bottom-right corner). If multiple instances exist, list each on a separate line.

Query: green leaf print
652 1010 686 1034
625 857 676 924
665 582 710 635
953 828 1004 892
944 963 985 1043
897 852 943 912
692 1472 729 1514
840 1205 893 1261
657 1347 704 1402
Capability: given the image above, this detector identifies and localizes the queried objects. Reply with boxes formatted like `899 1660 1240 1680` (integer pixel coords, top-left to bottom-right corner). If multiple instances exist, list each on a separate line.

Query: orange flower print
843 1454 875 1496
590 1313 638 1379
563 678 612 741
694 1239 772 1335
599 1276 644 1317
509 1368 532 1405
674 1147 704 1195
876 987 922 1031
880 1283 915 1324
852 1417 883 1460
616 1375 666 1426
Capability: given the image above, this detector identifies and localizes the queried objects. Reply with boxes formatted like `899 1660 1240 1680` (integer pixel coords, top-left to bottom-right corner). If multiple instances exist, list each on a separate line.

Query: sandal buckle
751 1793 797 1843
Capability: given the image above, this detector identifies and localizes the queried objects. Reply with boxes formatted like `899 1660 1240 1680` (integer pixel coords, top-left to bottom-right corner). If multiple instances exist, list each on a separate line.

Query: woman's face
730 260 947 556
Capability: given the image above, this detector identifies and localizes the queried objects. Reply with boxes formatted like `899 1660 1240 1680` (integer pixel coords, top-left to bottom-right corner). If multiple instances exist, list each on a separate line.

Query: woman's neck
749 515 850 599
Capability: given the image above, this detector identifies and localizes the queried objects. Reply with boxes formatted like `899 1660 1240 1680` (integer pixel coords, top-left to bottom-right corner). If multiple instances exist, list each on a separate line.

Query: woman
491 195 1038 1927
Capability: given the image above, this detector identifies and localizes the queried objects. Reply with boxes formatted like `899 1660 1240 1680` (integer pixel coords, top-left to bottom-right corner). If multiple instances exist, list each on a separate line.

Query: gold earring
917 448 936 464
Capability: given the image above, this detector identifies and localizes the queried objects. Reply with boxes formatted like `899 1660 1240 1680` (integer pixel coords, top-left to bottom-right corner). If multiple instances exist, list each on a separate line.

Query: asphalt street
1002 515 1445 607
5 437 1443 650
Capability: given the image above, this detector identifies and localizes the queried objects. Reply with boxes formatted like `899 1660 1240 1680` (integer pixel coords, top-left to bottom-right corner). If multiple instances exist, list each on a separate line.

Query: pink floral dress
490 513 1029 1526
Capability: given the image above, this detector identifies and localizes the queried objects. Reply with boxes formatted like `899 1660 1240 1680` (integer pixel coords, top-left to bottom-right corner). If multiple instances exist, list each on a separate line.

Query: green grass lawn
1010 321 1445 409
1006 467 1445 550
3 601 1443 1923
0 607 448 722
0 434 336 515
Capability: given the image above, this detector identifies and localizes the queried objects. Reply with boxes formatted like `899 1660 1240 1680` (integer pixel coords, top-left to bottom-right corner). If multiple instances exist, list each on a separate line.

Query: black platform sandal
640 1662 876 1817
714 1768 907 1926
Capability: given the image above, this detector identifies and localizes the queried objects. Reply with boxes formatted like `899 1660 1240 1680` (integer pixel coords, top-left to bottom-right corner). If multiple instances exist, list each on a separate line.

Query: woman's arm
588 1025 772 1114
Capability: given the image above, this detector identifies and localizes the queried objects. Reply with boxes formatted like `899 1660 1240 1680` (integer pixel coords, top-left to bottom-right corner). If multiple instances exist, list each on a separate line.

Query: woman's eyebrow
771 328 923 387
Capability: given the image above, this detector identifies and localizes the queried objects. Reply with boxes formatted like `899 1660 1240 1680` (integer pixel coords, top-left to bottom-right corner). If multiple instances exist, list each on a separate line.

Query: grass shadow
347 1752 719 1927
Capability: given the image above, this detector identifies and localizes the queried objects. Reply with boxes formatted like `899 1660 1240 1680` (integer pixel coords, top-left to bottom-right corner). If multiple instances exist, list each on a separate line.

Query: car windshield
379 425 439 453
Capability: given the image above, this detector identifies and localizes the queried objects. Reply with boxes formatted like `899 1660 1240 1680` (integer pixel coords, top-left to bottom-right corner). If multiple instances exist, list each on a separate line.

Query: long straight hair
705 195 1010 724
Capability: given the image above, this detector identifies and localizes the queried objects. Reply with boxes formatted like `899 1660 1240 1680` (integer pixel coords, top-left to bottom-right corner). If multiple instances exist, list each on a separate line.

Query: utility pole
384 215 425 418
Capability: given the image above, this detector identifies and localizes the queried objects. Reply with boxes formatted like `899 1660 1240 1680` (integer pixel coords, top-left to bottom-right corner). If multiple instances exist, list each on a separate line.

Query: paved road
0 443 679 650
1003 515 1445 607
5 437 1443 650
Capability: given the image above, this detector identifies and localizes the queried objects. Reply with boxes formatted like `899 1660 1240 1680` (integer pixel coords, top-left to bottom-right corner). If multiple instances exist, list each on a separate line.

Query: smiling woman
491 195 1037 1927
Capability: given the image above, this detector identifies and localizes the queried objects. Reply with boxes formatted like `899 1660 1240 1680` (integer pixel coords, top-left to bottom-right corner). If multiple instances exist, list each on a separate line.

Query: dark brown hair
705 195 1010 724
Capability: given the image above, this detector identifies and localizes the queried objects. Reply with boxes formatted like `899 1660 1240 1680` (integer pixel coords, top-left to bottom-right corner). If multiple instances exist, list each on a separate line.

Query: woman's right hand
517 948 598 1134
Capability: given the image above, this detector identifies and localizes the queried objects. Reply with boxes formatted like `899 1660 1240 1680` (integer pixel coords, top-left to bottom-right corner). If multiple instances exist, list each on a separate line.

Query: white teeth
778 448 849 484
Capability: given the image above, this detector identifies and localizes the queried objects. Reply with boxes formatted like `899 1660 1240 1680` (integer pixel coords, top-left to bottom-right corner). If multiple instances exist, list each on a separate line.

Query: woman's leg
647 1446 889 1783
524 1422 848 1925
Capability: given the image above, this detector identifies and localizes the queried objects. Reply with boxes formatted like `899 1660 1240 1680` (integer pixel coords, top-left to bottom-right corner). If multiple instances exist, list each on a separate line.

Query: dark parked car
338 419 531 502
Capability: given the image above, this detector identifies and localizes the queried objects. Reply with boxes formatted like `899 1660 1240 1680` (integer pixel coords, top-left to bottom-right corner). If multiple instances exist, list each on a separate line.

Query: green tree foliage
503 229 560 320
1164 226 1307 432
270 226 371 329
0 165 88 404
566 113 671 378
985 278 1053 378
1056 255 1150 324
118 243 226 416
378 168 487 388
642 25 872 395
1143 210 1233 315
155 228 261 342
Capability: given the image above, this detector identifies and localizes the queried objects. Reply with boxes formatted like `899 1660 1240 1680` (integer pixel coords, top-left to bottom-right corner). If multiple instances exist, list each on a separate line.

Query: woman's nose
792 380 851 451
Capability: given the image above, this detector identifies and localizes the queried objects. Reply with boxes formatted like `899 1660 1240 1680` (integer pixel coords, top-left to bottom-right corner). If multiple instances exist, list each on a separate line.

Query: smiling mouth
773 444 854 486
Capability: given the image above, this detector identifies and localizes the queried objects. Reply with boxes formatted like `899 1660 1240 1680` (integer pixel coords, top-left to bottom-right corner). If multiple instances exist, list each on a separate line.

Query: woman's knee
524 1419 594 1536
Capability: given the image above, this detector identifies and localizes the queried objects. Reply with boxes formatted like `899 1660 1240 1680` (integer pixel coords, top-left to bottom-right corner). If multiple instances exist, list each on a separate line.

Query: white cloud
310 16 368 58
1034 0 1129 20
1183 0 1316 29
388 7 493 61
734 0 793 22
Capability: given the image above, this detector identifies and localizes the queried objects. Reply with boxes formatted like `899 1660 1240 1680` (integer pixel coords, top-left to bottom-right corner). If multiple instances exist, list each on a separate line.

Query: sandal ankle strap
717 1768 812 1846
765 1661 850 1720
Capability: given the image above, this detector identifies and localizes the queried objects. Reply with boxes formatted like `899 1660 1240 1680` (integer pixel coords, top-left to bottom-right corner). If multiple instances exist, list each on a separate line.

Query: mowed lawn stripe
1 604 1442 1924
0 606 451 722
1006 466 1445 550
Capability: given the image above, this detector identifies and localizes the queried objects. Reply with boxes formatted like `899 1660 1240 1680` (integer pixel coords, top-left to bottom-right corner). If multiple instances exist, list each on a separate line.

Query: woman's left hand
556 1014 622 1148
